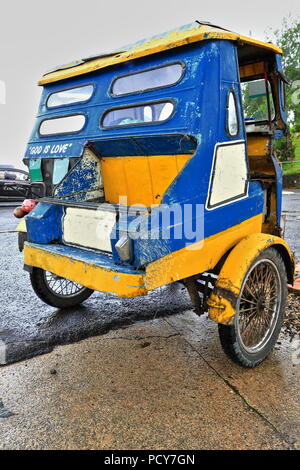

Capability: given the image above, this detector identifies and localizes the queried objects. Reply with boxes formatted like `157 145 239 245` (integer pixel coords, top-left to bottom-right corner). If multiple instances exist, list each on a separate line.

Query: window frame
280 80 286 112
240 77 276 125
38 113 87 137
226 89 240 138
109 61 186 98
100 98 176 129
46 83 95 109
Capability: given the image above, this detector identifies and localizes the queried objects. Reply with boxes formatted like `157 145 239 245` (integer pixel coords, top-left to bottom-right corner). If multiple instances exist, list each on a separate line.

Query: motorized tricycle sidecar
18 21 295 367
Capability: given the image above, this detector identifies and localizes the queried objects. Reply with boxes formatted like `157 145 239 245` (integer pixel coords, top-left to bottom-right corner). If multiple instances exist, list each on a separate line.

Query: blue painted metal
54 154 101 200
273 54 288 140
271 154 283 227
26 42 213 155
116 41 265 266
24 38 282 272
25 140 85 160
26 203 63 244
90 134 197 157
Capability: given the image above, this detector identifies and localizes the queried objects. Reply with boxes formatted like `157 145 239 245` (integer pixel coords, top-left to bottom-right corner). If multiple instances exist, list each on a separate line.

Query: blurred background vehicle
0 165 44 203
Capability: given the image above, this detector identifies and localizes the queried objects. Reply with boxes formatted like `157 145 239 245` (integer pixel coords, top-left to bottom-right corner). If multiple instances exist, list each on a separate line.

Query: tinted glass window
47 85 94 108
227 91 239 136
39 114 86 135
111 63 184 96
102 101 174 128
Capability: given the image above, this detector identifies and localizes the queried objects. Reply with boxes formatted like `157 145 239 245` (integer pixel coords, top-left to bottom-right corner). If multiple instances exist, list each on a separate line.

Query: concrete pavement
0 314 299 450
0 192 299 450
0 190 299 366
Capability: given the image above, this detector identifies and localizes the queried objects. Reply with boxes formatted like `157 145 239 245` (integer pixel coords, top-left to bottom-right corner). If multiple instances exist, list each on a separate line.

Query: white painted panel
63 208 116 252
209 142 247 207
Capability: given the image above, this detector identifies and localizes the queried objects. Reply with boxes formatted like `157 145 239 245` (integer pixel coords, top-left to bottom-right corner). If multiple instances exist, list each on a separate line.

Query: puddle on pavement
0 400 14 418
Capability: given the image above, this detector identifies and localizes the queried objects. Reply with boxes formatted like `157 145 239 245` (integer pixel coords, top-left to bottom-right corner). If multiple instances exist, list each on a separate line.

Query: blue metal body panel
24 39 275 270
275 54 288 134
26 42 216 157
26 203 63 244
54 153 100 200
271 154 283 226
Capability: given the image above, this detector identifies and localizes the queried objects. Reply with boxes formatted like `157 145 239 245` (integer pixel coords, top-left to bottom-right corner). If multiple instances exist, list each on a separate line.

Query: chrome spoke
236 259 281 353
44 272 85 298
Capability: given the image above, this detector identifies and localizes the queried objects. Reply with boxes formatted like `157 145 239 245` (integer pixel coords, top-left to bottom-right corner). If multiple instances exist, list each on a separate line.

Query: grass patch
282 136 300 175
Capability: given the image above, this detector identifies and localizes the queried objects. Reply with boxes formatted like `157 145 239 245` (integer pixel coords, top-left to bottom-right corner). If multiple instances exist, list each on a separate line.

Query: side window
47 85 94 108
227 90 239 137
241 79 275 122
111 63 184 96
101 101 174 128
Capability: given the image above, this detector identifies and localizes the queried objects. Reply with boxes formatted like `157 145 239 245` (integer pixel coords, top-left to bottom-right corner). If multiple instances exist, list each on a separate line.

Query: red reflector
21 199 37 213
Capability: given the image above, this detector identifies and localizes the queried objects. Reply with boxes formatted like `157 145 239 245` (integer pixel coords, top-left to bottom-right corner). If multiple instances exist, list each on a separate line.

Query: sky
0 0 299 169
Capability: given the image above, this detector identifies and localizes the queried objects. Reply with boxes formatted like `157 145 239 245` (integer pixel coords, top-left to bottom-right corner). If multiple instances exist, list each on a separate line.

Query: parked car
0 166 29 202
0 165 45 202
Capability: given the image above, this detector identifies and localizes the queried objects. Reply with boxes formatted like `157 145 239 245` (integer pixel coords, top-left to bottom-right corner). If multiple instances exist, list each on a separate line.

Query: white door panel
208 142 248 208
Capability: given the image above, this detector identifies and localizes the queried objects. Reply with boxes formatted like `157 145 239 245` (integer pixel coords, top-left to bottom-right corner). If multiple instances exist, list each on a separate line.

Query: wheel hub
257 296 266 313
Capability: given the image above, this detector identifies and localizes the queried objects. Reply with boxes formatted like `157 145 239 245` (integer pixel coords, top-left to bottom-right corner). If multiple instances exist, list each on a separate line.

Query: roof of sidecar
38 21 282 86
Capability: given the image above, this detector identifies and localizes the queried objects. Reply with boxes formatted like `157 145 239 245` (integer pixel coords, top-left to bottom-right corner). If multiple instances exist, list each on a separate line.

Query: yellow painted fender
207 233 295 325
16 218 27 233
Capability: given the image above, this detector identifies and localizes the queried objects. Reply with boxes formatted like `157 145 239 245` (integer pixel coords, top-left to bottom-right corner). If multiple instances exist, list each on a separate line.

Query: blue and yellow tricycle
17 21 295 367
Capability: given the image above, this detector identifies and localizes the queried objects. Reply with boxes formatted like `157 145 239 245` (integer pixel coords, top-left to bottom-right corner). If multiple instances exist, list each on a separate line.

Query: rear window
111 63 184 96
101 101 174 128
39 114 86 136
47 85 94 108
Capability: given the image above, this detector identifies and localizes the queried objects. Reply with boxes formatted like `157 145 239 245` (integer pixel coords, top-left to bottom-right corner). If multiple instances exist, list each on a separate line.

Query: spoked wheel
218 248 287 367
30 267 94 309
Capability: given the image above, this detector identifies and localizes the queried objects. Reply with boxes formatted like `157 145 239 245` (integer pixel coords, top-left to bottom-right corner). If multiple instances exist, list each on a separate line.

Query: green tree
265 16 300 161
267 16 300 131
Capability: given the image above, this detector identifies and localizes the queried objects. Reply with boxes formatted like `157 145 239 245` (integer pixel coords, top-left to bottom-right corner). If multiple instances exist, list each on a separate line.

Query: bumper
24 242 147 298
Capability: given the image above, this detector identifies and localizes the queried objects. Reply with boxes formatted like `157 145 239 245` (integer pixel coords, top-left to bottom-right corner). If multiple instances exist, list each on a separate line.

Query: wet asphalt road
0 190 299 365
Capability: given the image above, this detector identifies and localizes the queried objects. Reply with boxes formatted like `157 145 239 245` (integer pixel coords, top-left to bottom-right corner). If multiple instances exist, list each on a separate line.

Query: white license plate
63 207 116 252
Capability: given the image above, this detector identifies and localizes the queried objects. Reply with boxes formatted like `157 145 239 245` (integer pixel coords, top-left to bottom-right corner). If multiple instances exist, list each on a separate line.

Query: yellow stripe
24 214 263 297
24 245 147 298
39 25 282 85
100 154 191 206
208 233 295 324
145 214 263 290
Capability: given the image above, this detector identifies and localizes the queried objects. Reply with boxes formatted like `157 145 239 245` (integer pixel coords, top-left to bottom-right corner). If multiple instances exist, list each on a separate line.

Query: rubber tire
218 248 287 368
30 267 94 309
18 231 27 252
